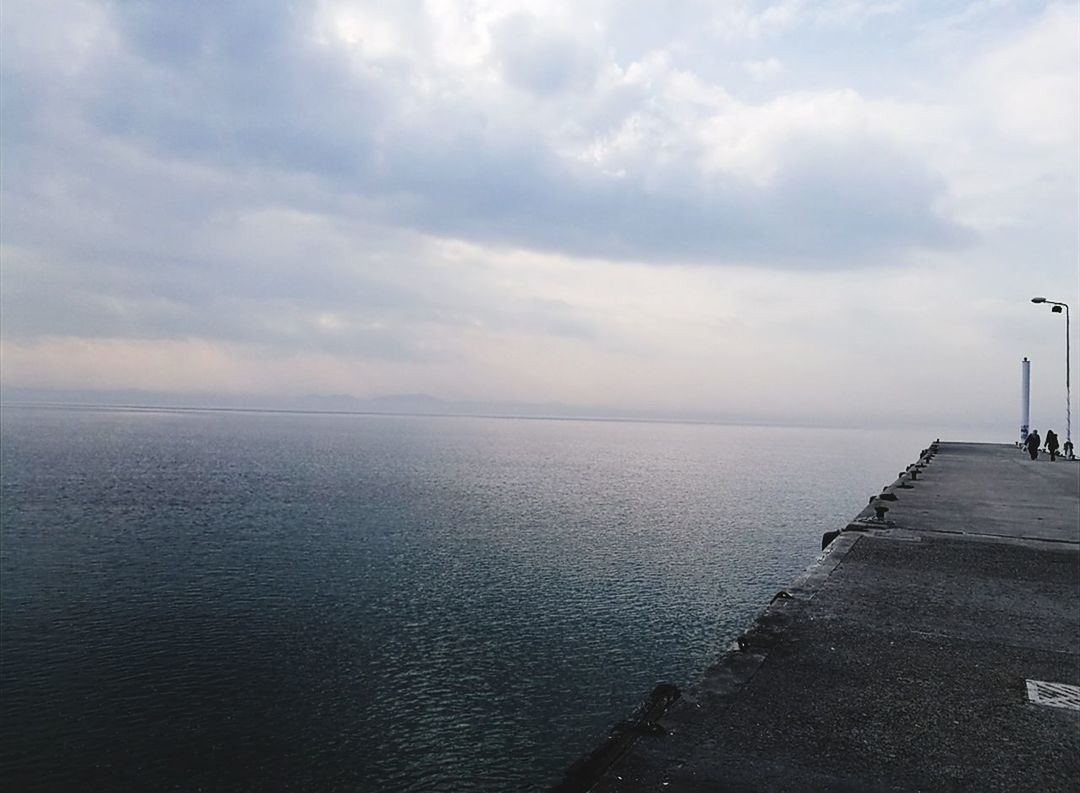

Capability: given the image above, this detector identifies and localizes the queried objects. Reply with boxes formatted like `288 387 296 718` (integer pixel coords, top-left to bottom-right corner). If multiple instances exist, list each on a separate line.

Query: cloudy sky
2 0 1077 431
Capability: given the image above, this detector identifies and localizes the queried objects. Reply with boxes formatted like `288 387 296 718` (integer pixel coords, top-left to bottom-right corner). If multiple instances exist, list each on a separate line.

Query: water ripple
1 408 926 791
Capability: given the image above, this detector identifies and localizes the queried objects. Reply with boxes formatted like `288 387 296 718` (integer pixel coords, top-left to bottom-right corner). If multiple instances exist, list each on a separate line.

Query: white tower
1020 357 1030 443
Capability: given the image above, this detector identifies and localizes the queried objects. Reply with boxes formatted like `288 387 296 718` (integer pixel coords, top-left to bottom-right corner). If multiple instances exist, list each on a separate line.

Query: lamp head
1052 305 1063 313
1032 297 1047 303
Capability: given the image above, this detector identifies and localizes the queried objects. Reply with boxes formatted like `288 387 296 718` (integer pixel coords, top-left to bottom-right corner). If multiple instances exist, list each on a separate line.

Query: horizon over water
0 392 1014 437
3 406 940 790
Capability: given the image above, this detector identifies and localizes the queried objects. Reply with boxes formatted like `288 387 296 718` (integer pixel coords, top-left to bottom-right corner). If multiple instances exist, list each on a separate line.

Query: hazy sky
2 0 1077 431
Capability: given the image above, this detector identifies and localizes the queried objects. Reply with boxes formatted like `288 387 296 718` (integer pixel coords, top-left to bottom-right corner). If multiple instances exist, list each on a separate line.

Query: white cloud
742 56 785 79
711 0 904 40
970 1 1079 147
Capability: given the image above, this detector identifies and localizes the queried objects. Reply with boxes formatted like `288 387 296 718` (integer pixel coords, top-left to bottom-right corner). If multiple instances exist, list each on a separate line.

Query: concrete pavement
559 442 1080 792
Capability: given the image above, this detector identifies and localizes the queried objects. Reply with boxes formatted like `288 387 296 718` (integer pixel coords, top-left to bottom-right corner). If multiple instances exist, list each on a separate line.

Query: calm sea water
1 406 930 791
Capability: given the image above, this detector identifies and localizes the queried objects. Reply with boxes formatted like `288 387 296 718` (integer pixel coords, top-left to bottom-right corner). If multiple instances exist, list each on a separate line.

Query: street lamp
1031 297 1072 457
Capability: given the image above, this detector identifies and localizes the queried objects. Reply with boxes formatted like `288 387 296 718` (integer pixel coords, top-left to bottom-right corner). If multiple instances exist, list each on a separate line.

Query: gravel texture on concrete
584 442 1080 793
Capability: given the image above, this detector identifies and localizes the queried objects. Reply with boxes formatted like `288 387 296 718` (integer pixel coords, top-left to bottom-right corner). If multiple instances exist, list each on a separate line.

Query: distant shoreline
0 399 842 431
0 398 990 436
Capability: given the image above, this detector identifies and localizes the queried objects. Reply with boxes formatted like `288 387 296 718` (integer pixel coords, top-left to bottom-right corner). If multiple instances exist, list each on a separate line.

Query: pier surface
576 442 1080 792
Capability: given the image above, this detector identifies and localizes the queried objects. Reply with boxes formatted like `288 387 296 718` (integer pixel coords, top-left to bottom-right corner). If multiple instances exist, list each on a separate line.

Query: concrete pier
557 442 1080 792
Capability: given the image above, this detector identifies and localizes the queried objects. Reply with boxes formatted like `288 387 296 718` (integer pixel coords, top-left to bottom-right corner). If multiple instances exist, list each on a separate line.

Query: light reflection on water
0 407 929 791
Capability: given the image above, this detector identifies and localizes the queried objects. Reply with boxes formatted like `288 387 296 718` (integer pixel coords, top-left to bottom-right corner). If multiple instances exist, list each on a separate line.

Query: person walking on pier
1025 429 1041 460
1045 429 1059 461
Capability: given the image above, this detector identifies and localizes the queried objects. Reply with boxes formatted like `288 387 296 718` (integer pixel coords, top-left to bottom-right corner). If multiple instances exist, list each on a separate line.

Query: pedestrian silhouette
1045 430 1059 462
1025 429 1041 460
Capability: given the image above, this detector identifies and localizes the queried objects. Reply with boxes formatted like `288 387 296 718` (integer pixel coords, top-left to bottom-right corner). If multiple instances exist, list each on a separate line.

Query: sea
1 405 934 791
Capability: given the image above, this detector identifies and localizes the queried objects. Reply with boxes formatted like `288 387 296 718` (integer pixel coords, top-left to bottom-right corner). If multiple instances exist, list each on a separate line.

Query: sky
1 0 1077 433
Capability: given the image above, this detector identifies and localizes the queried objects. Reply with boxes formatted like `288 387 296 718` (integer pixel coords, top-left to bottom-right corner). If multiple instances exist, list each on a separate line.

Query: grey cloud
381 127 967 265
78 1 388 183
115 0 295 68
492 13 602 96
0 242 438 359
1 0 973 353
4 0 968 269
0 122 602 352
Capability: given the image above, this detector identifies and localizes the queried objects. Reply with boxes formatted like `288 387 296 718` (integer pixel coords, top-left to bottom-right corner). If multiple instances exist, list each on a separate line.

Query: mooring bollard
874 502 889 521
908 468 919 481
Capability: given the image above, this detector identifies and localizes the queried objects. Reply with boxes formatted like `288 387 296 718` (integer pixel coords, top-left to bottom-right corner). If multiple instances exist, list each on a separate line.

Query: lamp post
1031 297 1071 457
